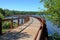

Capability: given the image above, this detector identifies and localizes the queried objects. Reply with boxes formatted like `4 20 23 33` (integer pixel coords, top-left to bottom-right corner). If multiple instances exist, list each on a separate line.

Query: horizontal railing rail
33 16 48 40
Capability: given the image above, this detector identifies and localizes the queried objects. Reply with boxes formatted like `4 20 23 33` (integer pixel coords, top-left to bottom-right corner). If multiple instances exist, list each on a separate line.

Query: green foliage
2 21 11 29
0 8 5 16
48 33 60 40
0 8 38 17
53 33 60 40
13 22 18 28
0 13 4 19
40 0 60 27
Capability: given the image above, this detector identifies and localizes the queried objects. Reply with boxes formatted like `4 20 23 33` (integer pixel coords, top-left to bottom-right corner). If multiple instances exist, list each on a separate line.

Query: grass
2 28 9 33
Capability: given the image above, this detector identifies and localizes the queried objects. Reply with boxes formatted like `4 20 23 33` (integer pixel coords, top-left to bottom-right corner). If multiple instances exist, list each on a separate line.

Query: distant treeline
0 8 45 16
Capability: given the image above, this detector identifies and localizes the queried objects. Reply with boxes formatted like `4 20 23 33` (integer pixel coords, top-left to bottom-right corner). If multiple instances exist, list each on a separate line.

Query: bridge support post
0 18 2 35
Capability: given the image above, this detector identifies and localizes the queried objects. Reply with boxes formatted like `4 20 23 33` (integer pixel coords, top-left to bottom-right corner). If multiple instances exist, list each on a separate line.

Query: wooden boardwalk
0 17 47 40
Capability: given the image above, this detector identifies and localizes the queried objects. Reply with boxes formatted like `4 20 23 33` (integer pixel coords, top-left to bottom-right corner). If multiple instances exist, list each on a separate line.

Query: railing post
24 17 29 23
27 17 29 21
25 17 30 23
10 18 13 29
0 18 2 35
21 18 23 24
24 17 26 23
18 17 20 26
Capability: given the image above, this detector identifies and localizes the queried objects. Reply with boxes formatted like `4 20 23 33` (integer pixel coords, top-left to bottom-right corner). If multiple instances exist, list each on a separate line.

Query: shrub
2 21 11 29
0 13 4 19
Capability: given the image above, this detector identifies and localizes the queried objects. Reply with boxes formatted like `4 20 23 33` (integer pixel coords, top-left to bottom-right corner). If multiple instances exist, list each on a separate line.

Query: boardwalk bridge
0 15 48 40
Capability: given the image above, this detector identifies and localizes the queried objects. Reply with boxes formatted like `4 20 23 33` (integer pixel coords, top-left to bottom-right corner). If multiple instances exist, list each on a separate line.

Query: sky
0 0 45 11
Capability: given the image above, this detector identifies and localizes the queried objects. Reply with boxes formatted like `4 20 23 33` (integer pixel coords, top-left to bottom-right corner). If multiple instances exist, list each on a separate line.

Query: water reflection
40 15 60 35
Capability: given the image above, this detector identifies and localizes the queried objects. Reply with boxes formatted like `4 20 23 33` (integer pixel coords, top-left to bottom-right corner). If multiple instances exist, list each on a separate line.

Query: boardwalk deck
0 17 42 40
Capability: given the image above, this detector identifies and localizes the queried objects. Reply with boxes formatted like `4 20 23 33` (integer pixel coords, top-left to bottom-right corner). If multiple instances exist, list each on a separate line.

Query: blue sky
0 0 44 11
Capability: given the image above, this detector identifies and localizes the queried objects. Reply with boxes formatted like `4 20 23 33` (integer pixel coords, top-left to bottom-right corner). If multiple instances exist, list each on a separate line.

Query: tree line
0 8 38 18
0 8 45 19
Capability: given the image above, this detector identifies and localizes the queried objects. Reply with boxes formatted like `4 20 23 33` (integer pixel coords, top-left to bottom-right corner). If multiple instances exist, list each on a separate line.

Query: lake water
41 15 60 35
46 19 60 35
5 15 60 35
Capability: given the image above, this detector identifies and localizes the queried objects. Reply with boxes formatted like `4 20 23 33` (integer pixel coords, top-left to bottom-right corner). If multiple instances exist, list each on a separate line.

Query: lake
40 14 60 35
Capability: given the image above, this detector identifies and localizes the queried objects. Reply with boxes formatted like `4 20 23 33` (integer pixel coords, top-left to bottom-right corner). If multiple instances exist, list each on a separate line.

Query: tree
40 0 60 27
0 8 5 16
0 13 4 19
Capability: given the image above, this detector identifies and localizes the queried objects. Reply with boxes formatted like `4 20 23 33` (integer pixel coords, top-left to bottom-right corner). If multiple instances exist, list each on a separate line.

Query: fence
0 16 30 35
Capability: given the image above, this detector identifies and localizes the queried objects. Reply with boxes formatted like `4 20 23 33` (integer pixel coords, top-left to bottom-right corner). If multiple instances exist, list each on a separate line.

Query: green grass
2 28 9 33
